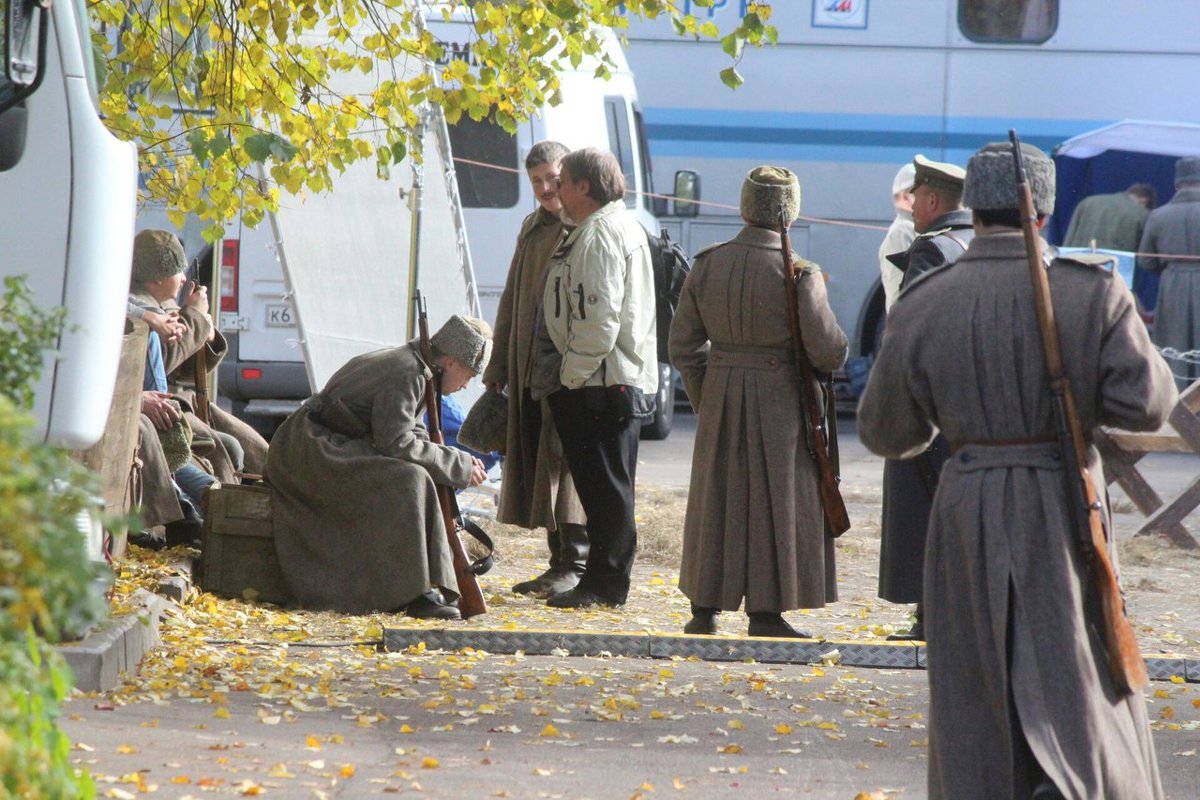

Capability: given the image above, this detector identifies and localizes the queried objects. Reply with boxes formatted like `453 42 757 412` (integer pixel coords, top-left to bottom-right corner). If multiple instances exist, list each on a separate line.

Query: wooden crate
199 484 292 605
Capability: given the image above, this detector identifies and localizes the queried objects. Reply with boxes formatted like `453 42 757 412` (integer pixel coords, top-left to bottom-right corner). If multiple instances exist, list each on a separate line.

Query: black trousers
547 387 640 603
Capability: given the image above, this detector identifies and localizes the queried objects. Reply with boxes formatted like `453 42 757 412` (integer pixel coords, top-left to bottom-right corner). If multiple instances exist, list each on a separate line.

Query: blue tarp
1050 121 1200 311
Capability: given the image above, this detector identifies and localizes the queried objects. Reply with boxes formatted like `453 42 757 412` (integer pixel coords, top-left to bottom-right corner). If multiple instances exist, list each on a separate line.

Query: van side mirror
2 0 45 114
672 170 700 218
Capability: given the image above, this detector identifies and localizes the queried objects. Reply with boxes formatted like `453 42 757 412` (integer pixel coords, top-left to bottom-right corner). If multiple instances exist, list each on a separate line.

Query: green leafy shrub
0 275 67 411
0 275 101 797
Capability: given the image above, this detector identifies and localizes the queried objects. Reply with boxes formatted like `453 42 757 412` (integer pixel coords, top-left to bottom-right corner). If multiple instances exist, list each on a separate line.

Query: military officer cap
431 314 493 375
910 155 966 193
131 229 187 285
963 141 1056 216
741 165 801 227
1175 156 1200 186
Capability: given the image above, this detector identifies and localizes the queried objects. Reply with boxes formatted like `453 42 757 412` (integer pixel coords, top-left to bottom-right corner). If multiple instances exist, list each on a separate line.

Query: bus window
446 116 519 209
959 0 1057 44
604 96 637 209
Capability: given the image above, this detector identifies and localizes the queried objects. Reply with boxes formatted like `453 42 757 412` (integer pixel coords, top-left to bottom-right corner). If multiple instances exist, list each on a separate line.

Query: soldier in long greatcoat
483 140 588 598
877 155 974 640
670 166 848 638
265 316 491 618
860 142 1172 800
1138 156 1200 388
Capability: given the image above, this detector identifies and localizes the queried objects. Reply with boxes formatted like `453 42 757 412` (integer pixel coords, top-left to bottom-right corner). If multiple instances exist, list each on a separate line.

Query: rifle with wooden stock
1008 129 1148 695
779 207 852 537
414 291 489 619
188 255 211 426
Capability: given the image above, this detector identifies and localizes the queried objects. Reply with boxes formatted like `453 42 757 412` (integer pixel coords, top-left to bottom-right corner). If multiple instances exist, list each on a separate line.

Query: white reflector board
269 46 479 395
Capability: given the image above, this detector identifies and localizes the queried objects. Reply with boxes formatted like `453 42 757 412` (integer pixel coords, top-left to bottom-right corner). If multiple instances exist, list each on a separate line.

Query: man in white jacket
532 147 658 609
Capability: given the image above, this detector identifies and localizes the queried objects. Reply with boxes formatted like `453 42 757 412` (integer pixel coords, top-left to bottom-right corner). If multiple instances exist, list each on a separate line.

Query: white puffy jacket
541 200 657 395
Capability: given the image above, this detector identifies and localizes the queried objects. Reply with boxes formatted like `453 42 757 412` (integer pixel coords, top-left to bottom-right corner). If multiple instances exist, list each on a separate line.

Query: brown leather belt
949 435 1057 454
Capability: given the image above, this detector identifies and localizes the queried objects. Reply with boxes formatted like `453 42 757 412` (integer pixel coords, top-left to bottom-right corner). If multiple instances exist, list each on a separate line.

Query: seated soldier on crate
265 315 491 619
124 232 222 549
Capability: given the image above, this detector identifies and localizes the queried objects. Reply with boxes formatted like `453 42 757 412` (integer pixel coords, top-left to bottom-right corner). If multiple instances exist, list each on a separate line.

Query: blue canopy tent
1051 120 1200 311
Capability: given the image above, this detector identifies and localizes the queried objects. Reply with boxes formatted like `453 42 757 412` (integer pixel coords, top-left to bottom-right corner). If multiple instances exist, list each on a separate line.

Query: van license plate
265 304 294 327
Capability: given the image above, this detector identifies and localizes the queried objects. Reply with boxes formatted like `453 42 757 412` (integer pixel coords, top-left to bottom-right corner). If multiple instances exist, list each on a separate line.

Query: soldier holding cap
876 154 973 641
860 141 1172 799
670 165 848 638
265 316 492 618
1138 156 1200 388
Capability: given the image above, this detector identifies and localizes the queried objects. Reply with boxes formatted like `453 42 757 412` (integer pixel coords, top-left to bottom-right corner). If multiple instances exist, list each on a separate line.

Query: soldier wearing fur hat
876 155 974 641
859 141 1173 800
265 316 492 617
1138 156 1200 388
669 165 848 638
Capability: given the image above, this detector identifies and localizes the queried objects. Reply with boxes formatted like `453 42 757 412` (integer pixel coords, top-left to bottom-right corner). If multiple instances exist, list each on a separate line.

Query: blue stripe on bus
642 109 1111 163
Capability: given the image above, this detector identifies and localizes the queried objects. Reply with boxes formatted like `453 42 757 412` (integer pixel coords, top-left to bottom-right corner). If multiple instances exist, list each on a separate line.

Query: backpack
644 227 691 364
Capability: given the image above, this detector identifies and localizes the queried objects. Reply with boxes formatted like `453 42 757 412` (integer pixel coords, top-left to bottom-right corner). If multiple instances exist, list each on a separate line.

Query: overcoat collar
732 224 784 250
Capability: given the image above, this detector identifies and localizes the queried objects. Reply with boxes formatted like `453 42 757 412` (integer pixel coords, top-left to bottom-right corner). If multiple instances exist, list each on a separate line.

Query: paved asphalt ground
60 411 1200 799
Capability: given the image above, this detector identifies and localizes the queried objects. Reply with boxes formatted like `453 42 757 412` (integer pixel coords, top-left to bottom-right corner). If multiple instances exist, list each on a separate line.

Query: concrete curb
57 557 194 692
382 626 1200 682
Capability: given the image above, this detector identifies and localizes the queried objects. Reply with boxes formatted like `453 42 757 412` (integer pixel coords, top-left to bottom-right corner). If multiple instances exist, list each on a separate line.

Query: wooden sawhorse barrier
1097 381 1200 549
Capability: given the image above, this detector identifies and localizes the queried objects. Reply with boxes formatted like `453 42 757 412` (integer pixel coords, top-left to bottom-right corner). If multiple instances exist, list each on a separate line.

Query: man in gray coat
670 166 848 638
860 141 1173 799
877 155 973 641
1138 156 1200 387
265 316 491 618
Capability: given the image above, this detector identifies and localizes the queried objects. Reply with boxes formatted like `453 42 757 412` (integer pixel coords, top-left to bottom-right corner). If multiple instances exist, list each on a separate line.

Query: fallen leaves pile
65 483 1200 798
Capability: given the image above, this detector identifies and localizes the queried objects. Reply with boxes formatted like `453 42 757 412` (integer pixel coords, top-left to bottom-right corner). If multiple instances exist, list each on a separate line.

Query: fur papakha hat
132 229 187 285
457 391 508 454
1175 156 1200 186
963 141 1056 216
431 315 493 375
741 165 801 226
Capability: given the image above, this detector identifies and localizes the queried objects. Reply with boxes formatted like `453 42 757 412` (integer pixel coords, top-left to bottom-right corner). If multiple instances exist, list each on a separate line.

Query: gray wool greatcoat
482 206 585 531
1138 185 1200 385
669 225 848 613
265 344 473 615
859 232 1174 800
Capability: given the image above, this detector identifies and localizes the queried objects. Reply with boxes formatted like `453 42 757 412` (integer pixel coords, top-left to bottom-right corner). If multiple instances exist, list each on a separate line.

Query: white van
215 18 679 437
0 0 137 447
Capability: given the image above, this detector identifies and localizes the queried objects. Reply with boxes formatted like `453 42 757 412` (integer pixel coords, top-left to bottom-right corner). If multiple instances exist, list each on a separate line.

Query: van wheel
640 363 675 441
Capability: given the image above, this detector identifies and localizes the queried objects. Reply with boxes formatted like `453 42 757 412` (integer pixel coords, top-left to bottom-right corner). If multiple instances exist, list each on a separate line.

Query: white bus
623 0 1200 378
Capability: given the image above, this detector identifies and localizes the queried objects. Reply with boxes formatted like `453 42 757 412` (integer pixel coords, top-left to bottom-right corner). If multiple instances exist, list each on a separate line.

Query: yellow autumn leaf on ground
170 776 191 784
116 744 138 754
213 707 230 720
718 744 743 754
539 724 560 737
673 777 686 789
533 767 553 776
775 723 793 734
728 719 745 730
339 764 355 778
306 735 322 749
400 724 415 733
268 763 294 778
422 757 440 769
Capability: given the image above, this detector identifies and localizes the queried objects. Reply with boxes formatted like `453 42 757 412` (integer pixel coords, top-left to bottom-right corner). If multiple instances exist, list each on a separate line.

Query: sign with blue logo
812 0 869 29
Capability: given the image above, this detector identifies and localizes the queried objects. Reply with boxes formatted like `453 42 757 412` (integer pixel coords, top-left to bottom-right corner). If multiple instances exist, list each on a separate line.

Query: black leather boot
886 602 925 641
512 523 588 597
747 612 812 639
683 603 719 635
